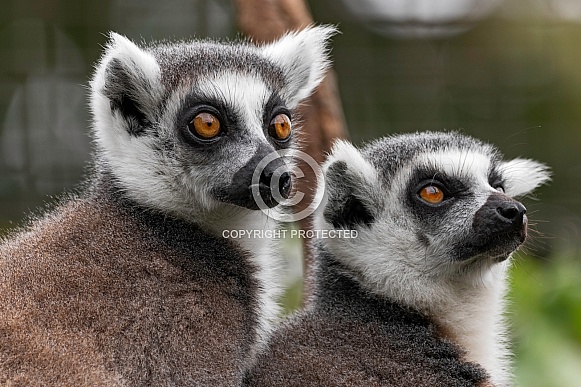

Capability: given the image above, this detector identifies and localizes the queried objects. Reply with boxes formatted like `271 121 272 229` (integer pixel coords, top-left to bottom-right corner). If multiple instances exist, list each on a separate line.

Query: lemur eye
189 112 221 139
419 184 445 205
269 113 292 141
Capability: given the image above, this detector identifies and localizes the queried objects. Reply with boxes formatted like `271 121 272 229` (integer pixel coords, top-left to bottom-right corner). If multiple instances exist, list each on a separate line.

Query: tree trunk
234 0 349 305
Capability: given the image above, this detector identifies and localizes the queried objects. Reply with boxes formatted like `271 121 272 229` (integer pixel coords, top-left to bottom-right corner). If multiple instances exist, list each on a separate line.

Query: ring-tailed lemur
0 26 335 385
245 131 550 387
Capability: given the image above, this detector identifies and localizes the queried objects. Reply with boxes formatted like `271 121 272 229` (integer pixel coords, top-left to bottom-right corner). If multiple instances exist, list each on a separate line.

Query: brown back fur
0 177 259 386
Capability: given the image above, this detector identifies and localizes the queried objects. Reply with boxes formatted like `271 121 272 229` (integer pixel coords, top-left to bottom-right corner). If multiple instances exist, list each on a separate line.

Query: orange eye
269 113 292 141
189 112 221 139
419 185 445 204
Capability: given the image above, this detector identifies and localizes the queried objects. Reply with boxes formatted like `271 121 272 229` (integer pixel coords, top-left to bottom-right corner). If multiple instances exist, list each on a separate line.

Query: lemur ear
322 140 383 229
91 32 162 136
499 158 551 197
261 25 337 108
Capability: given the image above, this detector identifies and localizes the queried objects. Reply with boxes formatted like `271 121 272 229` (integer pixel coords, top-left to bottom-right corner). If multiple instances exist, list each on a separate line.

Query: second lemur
245 131 550 386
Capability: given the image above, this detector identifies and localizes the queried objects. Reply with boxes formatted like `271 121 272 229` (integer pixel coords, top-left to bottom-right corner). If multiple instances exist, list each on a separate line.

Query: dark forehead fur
362 131 501 180
147 39 285 90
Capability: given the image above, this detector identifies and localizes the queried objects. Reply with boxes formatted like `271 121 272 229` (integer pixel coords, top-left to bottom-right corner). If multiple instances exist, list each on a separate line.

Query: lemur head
90 27 335 222
316 132 550 308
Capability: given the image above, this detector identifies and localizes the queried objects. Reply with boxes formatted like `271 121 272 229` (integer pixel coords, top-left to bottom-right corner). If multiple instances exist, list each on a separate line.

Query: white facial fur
90 27 335 225
89 28 336 354
316 133 551 386
318 137 551 299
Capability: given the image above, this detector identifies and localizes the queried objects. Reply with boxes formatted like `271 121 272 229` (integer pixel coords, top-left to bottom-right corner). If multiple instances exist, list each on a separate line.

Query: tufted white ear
104 33 160 82
90 32 163 137
261 25 337 108
323 140 378 185
499 158 551 197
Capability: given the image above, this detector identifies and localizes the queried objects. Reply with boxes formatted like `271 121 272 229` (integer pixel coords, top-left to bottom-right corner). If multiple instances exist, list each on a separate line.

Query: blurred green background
0 1 579 385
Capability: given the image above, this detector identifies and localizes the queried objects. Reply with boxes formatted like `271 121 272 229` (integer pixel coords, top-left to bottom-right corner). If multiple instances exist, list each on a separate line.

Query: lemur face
90 27 335 219
318 132 550 290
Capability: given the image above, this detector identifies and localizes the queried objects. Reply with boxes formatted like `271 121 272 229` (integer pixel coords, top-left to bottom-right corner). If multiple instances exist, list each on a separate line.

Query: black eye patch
262 93 288 126
410 168 469 198
404 167 473 225
488 167 505 190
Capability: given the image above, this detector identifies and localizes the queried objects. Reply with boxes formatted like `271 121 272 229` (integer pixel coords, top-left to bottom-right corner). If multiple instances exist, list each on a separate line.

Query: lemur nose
278 172 292 199
496 202 527 226
259 169 292 199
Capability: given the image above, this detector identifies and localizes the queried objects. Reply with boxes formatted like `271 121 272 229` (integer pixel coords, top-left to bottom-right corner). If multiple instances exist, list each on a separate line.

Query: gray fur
244 247 490 387
246 131 550 386
0 27 335 385
362 131 498 182
150 41 286 90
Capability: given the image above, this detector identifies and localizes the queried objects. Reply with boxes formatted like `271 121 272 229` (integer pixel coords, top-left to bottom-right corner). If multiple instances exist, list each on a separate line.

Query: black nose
260 169 292 199
496 201 527 226
278 172 292 199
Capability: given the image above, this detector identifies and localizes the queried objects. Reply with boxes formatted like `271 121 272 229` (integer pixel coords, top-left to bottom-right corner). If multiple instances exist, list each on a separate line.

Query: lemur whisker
246 131 551 387
0 26 337 384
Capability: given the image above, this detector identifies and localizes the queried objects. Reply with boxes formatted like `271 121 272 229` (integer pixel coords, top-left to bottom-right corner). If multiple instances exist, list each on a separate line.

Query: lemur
245 131 550 387
0 26 335 386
